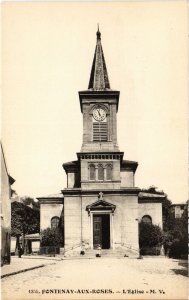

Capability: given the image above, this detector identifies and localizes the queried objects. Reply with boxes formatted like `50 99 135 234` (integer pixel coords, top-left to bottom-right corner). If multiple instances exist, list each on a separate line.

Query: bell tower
61 27 140 255
79 28 120 153
78 28 123 190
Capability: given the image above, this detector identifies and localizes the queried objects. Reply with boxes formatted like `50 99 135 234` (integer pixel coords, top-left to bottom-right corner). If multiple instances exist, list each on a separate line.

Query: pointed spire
97 23 101 40
88 27 110 90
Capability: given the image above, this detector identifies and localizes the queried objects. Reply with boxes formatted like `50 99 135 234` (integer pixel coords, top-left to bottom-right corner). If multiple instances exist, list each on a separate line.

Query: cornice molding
79 91 120 113
62 188 140 197
38 198 64 204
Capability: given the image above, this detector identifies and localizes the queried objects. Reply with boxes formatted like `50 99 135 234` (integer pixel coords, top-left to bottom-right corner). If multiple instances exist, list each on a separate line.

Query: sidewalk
1 255 61 278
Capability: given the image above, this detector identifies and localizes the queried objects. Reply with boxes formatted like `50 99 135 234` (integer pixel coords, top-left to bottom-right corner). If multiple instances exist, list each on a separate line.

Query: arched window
51 216 60 229
89 164 95 180
98 164 104 180
142 215 152 224
106 164 112 180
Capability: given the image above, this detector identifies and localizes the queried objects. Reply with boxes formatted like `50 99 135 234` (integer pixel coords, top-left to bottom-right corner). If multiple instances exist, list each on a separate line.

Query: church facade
38 29 164 256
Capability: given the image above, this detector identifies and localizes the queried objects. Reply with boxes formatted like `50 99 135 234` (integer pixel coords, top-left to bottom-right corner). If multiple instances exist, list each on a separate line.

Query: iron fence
39 246 60 256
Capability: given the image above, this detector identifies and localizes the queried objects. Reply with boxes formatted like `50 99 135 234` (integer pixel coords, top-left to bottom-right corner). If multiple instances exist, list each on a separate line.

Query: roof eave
79 90 120 112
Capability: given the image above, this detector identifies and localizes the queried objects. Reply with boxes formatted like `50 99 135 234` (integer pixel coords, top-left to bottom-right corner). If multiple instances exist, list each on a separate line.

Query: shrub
41 227 64 247
139 222 163 248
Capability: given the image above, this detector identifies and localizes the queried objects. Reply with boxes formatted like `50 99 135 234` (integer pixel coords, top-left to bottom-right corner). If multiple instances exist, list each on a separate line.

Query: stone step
83 248 138 258
63 247 139 258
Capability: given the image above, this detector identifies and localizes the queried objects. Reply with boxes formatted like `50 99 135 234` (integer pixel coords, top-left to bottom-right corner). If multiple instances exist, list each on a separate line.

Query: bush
139 222 163 249
163 207 188 258
41 227 64 247
140 246 161 256
169 239 188 259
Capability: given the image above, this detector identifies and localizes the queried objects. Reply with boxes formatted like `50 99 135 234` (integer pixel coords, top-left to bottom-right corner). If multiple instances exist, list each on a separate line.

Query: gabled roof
88 27 110 91
86 199 116 212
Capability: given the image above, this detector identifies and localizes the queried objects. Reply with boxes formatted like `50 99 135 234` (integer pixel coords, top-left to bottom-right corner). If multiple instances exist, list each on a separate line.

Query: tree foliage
140 186 188 257
163 205 188 258
21 196 40 209
11 201 40 237
41 227 64 247
139 222 163 248
142 186 165 195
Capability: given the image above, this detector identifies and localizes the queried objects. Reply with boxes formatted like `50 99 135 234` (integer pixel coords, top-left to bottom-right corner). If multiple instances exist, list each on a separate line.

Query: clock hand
97 109 101 117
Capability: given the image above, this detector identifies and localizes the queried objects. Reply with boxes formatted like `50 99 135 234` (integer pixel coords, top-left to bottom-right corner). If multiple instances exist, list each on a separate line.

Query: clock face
93 108 106 121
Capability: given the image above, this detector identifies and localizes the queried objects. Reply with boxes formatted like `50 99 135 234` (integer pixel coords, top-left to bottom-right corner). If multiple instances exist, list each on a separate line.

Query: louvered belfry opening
93 122 108 142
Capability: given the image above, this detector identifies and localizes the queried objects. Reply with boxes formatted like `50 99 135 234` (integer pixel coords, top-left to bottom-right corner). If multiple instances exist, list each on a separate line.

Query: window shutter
93 122 107 141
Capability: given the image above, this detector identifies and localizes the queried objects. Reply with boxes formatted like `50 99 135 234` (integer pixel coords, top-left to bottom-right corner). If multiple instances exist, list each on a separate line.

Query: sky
2 1 188 203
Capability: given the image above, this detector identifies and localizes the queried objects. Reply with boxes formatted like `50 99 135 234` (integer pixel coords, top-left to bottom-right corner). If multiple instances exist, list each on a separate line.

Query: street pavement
1 257 188 300
1 256 62 278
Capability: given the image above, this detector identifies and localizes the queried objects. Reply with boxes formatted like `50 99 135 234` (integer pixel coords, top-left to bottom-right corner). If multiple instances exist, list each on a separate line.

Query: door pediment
86 199 116 214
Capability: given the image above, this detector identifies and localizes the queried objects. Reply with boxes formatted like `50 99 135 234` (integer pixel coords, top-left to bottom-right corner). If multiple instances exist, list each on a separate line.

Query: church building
38 29 165 257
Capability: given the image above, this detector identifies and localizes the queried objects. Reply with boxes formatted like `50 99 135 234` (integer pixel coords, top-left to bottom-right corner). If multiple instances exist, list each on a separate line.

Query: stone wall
67 173 75 188
40 203 63 231
1 147 12 264
64 193 139 253
1 152 11 230
120 170 134 187
64 196 81 249
138 202 162 228
80 159 121 189
120 196 139 252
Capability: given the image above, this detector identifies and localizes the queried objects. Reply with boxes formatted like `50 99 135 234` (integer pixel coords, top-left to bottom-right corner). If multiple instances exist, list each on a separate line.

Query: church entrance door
93 214 110 249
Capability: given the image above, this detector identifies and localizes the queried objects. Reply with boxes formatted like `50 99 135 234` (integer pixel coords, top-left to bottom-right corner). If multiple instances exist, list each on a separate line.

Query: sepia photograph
1 1 188 300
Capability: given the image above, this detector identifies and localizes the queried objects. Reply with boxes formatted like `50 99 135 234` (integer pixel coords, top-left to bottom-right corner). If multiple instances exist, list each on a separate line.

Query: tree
163 204 188 258
162 197 172 231
41 227 64 247
21 196 40 210
141 186 188 258
11 201 40 252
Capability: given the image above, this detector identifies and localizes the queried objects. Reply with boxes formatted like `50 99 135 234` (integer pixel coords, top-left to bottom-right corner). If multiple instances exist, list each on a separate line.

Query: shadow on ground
171 260 188 277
